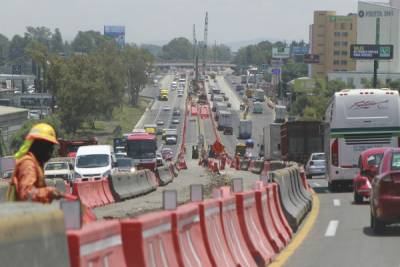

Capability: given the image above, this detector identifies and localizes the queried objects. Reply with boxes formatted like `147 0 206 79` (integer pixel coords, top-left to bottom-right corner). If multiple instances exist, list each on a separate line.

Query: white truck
239 120 252 139
217 110 233 135
262 123 282 160
274 105 287 123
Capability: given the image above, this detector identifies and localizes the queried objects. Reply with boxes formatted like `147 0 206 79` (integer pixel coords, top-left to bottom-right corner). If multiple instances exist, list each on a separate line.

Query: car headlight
130 167 136 173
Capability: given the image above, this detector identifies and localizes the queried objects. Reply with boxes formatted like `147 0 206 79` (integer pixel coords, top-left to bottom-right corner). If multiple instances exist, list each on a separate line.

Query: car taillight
331 138 339 167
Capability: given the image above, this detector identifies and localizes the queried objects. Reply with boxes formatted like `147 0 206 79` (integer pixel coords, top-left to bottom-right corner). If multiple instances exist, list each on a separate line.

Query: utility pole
203 12 208 75
373 17 380 88
193 24 199 92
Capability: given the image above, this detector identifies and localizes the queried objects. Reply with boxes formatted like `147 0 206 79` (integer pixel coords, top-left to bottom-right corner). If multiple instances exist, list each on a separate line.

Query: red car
353 148 387 204
370 148 400 234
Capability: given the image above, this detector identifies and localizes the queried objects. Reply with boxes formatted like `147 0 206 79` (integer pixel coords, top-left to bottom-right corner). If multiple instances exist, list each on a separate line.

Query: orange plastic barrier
219 195 258 267
121 211 179 267
269 183 293 239
199 199 236 267
255 184 286 251
236 191 276 265
67 220 126 267
102 178 115 204
93 178 108 206
172 203 212 267
191 105 198 116
73 178 110 208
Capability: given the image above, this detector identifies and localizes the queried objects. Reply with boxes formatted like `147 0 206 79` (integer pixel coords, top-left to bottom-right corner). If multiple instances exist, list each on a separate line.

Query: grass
75 97 151 144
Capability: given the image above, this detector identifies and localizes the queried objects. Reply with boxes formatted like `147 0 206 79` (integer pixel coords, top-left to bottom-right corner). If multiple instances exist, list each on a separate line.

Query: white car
165 136 177 145
44 161 74 181
163 105 171 111
177 91 184 97
305 153 326 179
172 118 180 124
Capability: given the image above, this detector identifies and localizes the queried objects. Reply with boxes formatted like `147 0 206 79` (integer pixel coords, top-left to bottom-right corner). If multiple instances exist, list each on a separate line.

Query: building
328 0 400 87
310 11 357 78
0 106 28 150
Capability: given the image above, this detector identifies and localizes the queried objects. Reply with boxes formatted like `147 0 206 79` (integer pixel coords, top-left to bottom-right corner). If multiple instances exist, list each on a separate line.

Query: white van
74 145 117 179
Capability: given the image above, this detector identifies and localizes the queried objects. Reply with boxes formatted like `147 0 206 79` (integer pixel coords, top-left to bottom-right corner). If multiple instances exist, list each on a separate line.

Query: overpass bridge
153 61 236 69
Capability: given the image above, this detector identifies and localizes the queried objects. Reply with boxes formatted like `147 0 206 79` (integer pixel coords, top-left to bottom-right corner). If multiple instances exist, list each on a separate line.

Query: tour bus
324 88 400 191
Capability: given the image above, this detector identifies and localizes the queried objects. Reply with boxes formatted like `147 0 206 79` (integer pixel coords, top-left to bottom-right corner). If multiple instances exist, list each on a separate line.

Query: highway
284 177 400 267
136 74 188 158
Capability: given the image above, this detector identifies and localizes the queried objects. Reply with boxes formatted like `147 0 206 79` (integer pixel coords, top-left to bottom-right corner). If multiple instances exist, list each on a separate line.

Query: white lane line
325 220 339 237
333 199 341 207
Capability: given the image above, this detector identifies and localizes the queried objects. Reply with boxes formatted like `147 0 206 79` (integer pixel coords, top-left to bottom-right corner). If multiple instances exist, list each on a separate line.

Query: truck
126 132 157 170
280 121 323 164
262 123 282 160
58 138 98 158
159 88 169 101
239 120 252 139
254 89 265 102
274 105 287 123
217 110 233 135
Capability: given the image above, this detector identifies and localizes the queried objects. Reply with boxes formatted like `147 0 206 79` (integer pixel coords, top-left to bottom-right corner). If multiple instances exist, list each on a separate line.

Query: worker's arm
16 159 57 203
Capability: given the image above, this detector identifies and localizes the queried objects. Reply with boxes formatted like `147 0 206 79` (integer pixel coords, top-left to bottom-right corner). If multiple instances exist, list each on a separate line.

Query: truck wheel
353 190 363 204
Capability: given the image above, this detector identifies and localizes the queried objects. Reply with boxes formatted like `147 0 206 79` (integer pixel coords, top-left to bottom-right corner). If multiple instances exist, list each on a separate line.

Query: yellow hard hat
26 123 59 145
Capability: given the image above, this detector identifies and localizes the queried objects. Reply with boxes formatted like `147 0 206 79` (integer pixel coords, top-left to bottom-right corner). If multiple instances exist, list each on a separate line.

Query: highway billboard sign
304 54 320 64
272 47 290 59
104 25 125 47
350 44 393 60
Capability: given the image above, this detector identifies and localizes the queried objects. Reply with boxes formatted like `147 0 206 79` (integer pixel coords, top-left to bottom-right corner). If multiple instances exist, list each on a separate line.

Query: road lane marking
333 199 341 207
269 189 320 267
325 220 339 237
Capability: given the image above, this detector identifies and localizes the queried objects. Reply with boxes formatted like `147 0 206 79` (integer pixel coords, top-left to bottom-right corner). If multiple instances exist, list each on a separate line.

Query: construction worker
9 123 63 203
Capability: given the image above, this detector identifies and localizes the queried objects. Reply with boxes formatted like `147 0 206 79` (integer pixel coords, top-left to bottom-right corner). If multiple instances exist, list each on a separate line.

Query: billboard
271 68 281 75
292 46 309 55
304 54 320 64
104 25 125 47
350 44 393 60
272 47 290 59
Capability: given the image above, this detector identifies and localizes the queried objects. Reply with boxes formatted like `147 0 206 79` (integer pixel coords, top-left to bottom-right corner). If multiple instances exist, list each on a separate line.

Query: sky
0 0 369 47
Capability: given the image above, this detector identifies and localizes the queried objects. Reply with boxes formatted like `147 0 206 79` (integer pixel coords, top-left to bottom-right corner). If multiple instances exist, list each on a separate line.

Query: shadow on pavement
363 226 400 237
313 186 330 194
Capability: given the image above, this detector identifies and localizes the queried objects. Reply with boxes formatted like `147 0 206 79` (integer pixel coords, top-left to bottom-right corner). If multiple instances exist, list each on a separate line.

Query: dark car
116 157 135 173
173 109 181 116
370 148 400 234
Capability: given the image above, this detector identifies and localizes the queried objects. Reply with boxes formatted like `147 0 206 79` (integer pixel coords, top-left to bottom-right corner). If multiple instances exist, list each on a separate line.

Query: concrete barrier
67 220 126 267
109 170 157 201
272 169 305 232
155 165 173 186
291 167 312 203
54 178 67 193
288 168 311 210
250 160 264 174
0 202 70 267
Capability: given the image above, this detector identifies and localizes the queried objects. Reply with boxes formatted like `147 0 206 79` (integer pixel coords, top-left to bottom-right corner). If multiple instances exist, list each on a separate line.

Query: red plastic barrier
269 183 293 239
67 220 126 267
65 181 71 194
121 211 179 267
299 166 311 191
219 195 257 267
255 185 286 250
172 203 212 267
102 178 115 204
236 191 276 265
191 105 198 116
93 178 108 206
72 180 96 208
199 199 237 267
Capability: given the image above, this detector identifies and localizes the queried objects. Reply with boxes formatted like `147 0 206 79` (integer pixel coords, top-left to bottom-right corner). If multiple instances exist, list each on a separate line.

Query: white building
328 0 400 87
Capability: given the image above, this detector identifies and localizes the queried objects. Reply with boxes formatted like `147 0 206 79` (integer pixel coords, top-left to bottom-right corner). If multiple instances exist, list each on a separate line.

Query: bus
324 88 400 191
126 133 157 170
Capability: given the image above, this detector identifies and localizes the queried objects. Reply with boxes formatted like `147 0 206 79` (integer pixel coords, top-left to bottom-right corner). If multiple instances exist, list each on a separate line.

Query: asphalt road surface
285 176 400 267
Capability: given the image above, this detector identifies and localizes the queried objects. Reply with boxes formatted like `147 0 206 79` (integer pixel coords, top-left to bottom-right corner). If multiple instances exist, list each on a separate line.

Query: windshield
127 140 156 159
76 154 109 168
45 162 68 170
117 158 133 168
312 154 325 160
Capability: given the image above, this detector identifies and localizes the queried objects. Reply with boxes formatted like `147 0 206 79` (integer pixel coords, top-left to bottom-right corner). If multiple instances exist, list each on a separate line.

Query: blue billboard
104 25 125 47
292 46 309 55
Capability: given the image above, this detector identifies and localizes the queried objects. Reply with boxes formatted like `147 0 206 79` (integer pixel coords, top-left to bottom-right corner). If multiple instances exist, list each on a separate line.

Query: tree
25 26 52 49
0 34 9 66
124 45 153 106
25 40 49 93
8 35 26 65
50 28 64 53
282 59 307 83
71 31 110 53
161 37 192 60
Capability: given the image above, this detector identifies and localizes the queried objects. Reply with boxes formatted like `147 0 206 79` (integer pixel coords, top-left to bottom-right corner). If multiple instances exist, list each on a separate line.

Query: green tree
25 40 49 93
50 28 64 53
71 31 110 53
25 26 52 49
0 34 9 66
8 35 27 65
282 59 307 83
161 37 192 60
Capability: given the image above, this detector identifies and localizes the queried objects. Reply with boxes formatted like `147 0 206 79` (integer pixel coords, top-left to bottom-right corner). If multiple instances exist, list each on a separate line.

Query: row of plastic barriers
71 164 177 208
67 180 295 267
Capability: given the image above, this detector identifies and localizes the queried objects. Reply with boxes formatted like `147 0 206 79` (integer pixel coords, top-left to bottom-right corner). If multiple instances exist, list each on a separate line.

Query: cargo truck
58 138 98 158
274 105 286 123
239 120 252 139
280 121 323 164
217 110 233 135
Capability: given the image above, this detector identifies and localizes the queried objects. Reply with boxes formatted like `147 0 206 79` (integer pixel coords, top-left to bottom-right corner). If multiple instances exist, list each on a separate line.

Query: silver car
305 153 326 179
